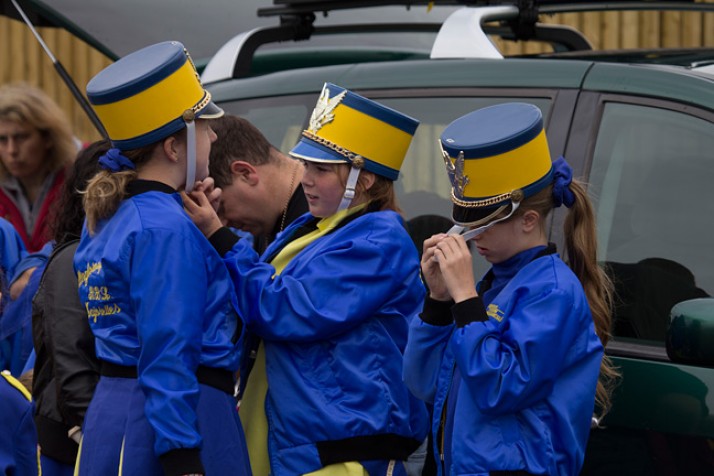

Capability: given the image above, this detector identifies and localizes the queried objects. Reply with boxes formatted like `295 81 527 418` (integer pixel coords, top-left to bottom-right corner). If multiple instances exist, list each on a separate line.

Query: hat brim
289 137 347 164
197 100 224 119
452 202 508 227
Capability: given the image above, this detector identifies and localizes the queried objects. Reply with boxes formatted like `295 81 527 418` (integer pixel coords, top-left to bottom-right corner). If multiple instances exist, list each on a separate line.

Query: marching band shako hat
86 41 222 150
289 83 419 181
86 41 223 192
440 102 554 226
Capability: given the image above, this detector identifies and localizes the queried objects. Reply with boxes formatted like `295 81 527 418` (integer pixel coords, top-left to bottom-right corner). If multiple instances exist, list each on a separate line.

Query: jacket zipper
438 363 456 472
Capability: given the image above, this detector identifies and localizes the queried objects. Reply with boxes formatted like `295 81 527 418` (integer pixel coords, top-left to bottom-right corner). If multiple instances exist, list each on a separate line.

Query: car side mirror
666 298 714 367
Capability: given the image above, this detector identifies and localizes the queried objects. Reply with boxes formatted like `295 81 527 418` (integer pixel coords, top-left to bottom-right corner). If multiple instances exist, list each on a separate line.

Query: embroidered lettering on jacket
79 261 121 322
85 303 122 323
77 262 102 287
486 304 505 322
88 286 111 301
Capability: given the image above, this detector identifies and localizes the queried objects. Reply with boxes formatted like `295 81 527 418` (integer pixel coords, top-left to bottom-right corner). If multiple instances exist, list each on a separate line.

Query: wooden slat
661 11 682 48
8 18 27 82
41 27 58 99
582 11 602 50
621 11 639 49
681 11 702 48
602 11 621 50
0 18 9 83
640 10 661 48
55 27 74 119
698 0 714 46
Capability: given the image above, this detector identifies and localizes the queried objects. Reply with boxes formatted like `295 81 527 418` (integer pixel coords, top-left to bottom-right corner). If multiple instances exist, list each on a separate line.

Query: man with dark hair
209 114 307 253
206 114 311 475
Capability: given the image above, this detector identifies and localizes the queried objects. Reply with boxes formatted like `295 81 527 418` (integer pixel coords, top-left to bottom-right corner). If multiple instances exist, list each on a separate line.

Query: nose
300 165 312 187
5 137 18 155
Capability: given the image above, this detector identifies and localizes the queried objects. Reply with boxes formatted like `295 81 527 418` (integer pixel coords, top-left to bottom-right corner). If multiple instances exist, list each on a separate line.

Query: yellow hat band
317 104 414 172
452 129 551 200
92 60 204 142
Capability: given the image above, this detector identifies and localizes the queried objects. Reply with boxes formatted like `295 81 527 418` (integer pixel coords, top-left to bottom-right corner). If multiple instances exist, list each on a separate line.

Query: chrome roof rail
201 28 268 85
431 6 518 59
202 11 315 84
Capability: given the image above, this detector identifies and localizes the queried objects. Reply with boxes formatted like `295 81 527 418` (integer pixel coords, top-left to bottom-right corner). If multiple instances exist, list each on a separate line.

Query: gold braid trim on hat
183 92 213 123
301 130 364 168
451 188 523 208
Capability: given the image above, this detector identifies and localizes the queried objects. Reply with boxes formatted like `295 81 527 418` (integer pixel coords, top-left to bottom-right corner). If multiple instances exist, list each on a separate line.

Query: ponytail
563 180 619 420
517 179 619 420
83 170 137 234
81 143 157 234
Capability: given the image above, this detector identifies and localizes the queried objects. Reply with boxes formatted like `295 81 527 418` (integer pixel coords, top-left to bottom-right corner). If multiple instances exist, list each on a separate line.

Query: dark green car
5 0 713 473
202 1 714 474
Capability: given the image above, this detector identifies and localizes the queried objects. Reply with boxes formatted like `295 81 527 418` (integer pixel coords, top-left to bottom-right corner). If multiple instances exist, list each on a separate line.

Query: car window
588 102 714 342
220 93 552 279
220 97 311 153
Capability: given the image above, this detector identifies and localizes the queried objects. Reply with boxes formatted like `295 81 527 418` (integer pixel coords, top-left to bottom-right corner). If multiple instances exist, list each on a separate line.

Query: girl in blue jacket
403 103 617 476
73 41 250 476
0 370 39 475
185 83 428 476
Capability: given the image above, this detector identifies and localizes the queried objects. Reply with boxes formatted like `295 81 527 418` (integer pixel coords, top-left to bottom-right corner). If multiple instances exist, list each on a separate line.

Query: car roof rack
257 0 704 17
201 0 710 84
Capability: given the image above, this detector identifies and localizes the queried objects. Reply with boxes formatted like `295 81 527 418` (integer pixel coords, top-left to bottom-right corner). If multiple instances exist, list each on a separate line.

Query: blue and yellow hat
289 83 419 181
441 102 554 226
86 40 223 150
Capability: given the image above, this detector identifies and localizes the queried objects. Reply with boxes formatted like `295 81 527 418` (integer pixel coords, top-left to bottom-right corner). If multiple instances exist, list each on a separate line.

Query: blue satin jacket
218 209 429 475
74 181 244 458
404 246 604 476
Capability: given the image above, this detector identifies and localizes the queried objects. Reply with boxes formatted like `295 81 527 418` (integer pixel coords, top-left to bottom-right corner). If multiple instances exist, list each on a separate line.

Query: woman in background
0 83 76 252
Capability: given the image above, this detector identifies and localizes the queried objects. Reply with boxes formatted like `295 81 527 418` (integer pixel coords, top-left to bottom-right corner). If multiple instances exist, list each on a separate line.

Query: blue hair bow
552 156 575 208
98 148 136 173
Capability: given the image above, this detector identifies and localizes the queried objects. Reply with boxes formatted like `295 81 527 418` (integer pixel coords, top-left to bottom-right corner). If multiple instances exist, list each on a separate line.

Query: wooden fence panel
1 6 713 143
0 17 111 143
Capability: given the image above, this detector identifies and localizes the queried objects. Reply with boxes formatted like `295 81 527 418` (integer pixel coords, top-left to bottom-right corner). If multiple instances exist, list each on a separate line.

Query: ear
230 160 259 186
521 210 541 232
162 136 181 163
359 170 376 191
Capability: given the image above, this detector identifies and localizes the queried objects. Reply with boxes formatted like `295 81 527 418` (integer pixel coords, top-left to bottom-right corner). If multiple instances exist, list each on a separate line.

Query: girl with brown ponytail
404 102 616 476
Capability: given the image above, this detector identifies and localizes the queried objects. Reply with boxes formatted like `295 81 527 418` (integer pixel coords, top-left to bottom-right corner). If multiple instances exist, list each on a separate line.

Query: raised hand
421 234 451 301
181 186 224 238
432 234 478 303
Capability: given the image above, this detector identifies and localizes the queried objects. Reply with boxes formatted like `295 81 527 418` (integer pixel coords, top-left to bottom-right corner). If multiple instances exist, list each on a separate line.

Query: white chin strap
184 119 196 193
448 201 521 241
337 165 361 212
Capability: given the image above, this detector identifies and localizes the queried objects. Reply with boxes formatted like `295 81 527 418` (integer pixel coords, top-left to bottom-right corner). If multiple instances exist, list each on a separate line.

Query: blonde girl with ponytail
73 41 250 476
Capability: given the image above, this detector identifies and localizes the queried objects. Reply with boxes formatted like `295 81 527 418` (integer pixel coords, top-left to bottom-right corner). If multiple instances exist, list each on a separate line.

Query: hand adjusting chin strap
448 201 521 241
